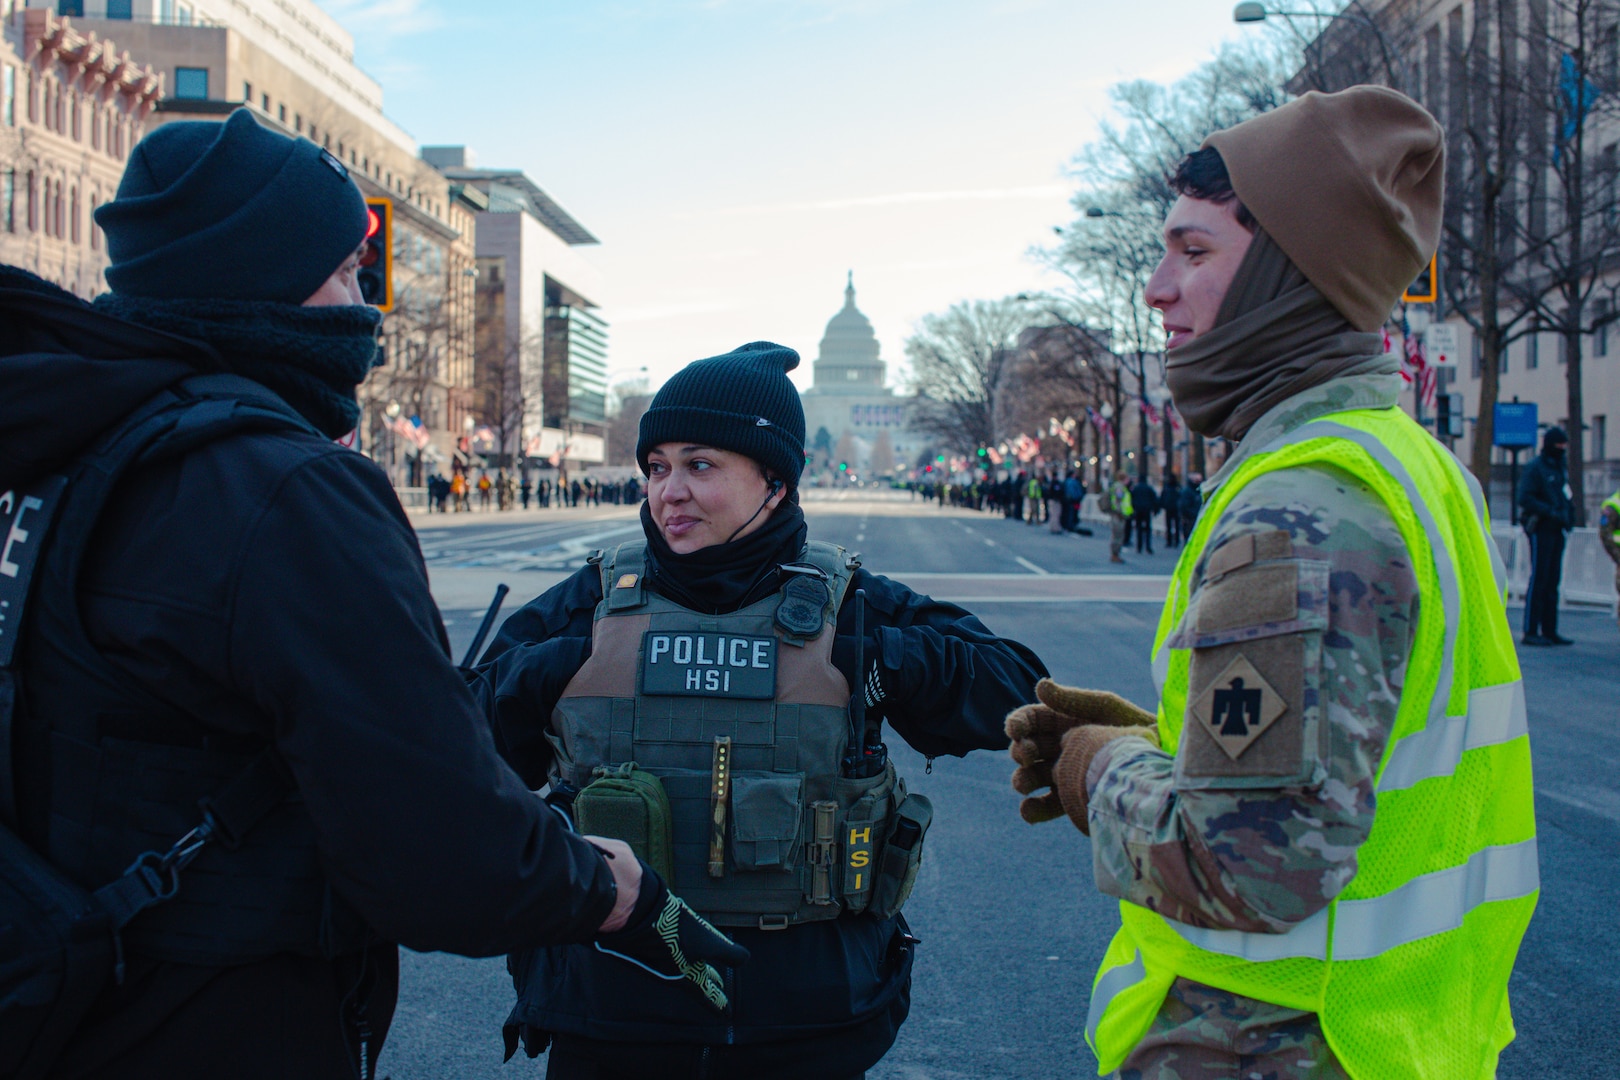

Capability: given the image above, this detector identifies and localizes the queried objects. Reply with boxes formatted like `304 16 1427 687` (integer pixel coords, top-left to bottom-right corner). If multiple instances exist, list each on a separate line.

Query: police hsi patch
1191 655 1287 760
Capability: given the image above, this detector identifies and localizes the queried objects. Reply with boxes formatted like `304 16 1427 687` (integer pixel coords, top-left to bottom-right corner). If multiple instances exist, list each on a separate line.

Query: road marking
983 538 997 547
1015 556 1049 575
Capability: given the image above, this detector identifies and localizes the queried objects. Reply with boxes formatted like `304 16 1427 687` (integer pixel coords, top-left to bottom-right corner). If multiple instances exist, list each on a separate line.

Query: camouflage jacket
1087 373 1422 1074
1599 497 1620 565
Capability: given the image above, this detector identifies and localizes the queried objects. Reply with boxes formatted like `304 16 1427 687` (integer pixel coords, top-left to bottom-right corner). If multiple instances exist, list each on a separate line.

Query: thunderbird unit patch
1191 655 1287 760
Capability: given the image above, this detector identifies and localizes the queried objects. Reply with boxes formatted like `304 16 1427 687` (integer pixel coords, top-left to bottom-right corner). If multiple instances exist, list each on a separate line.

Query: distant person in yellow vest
1004 87 1536 1078
1599 488 1620 630
1105 470 1132 564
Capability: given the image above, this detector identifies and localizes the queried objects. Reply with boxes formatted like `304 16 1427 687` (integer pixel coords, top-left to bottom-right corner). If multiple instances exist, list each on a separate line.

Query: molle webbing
553 540 905 927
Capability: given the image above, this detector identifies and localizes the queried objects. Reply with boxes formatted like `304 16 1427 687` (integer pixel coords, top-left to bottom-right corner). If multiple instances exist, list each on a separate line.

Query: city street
385 493 1620 1079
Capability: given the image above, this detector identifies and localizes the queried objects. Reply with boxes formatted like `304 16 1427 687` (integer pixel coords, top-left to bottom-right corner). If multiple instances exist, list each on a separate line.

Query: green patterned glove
593 863 750 1012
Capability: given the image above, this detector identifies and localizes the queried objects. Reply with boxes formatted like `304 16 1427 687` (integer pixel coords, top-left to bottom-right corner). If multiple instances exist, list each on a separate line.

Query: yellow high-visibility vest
1086 405 1537 1079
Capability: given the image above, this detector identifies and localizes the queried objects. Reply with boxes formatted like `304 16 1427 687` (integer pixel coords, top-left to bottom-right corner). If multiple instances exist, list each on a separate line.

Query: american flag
1402 329 1437 410
1085 406 1114 444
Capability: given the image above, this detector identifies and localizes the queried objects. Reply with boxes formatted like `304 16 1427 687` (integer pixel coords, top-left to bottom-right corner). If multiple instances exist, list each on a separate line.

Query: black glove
832 635 887 711
593 862 749 1012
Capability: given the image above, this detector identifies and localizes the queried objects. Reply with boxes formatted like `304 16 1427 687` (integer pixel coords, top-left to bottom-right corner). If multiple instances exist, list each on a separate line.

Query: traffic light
839 462 848 472
359 197 393 311
1435 392 1464 438
1402 253 1437 304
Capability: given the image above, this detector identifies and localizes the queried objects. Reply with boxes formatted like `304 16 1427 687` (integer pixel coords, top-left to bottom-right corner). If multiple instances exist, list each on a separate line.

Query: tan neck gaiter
1165 229 1396 442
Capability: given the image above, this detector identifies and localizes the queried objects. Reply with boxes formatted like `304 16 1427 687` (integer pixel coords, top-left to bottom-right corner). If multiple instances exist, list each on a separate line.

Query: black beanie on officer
637 342 806 488
95 109 368 303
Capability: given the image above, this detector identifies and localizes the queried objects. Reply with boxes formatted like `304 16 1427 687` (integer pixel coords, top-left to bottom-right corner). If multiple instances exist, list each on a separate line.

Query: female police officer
472 341 1045 1079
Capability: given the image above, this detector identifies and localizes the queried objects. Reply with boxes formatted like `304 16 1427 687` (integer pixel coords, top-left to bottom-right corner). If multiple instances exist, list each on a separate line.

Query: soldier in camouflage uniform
1599 487 1620 630
1005 89 1505 1078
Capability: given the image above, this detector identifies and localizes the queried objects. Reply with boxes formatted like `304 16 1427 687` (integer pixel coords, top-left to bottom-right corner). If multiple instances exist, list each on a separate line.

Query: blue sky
322 0 1253 390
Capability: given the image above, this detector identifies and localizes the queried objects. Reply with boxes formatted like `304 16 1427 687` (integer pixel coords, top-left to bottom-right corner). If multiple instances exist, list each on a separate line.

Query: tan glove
1005 679 1158 819
1042 725 1158 832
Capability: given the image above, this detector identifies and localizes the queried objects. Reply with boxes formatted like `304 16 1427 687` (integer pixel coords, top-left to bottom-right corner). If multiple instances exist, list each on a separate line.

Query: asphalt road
384 493 1619 1079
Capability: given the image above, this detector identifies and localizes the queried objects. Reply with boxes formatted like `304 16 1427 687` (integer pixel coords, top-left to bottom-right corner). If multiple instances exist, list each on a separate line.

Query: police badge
774 569 830 638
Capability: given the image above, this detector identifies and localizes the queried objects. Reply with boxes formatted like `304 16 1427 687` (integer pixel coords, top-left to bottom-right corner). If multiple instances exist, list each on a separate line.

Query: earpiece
769 478 785 494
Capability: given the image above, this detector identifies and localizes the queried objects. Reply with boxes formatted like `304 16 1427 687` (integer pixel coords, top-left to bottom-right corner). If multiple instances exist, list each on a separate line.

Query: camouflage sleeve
1600 507 1620 564
1085 464 1420 932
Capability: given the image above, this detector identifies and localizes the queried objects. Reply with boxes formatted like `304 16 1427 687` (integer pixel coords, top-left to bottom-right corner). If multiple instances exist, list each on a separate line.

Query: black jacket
470 552 1047 1073
1517 451 1574 532
1 268 615 1078
1129 480 1158 517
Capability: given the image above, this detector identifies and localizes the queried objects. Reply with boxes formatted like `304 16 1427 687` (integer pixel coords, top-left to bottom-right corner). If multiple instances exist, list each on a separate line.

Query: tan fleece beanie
1202 85 1445 332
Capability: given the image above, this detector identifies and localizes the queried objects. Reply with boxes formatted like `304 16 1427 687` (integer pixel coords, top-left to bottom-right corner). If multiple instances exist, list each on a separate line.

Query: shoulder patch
1190 655 1288 760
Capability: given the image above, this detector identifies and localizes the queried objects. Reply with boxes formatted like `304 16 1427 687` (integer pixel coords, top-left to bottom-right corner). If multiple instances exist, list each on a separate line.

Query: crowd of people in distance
910 469 1203 555
423 470 644 514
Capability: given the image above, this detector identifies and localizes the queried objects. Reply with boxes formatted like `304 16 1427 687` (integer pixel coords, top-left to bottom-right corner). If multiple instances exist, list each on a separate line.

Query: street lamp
1233 1 1267 22
1084 207 1124 219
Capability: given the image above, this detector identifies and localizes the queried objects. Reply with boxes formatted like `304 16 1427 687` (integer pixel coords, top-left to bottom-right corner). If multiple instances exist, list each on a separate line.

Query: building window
89 192 99 249
69 185 79 245
1595 415 1608 462
106 0 133 17
243 81 252 103
26 71 36 125
174 68 209 100
2 170 13 233
1598 301 1611 356
1526 333 1539 369
261 92 270 111
56 1 84 15
70 99 80 141
278 103 286 123
2 67 13 128
25 170 35 233
294 113 302 132
176 3 193 25
90 105 100 150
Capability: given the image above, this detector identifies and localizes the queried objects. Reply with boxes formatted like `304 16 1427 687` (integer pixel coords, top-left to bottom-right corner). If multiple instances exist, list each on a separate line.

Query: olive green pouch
572 763 675 883
868 793 933 919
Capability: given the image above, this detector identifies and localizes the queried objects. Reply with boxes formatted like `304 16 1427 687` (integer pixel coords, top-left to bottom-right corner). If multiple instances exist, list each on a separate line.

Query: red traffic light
365 208 381 240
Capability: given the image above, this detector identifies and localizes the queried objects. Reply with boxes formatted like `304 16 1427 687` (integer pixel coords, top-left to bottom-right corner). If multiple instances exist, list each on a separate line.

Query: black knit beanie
95 109 368 303
637 341 806 486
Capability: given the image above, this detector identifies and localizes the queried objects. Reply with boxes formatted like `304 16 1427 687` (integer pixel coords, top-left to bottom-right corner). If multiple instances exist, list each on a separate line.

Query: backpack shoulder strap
0 378 311 826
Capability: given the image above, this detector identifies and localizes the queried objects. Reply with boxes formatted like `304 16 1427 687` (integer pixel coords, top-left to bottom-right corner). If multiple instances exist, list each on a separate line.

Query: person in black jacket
472 342 1047 1080
1130 475 1158 554
1 111 730 1080
1160 473 1183 548
1517 426 1576 646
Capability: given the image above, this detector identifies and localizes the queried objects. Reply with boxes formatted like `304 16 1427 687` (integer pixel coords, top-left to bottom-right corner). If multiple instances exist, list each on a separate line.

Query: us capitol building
799 275 919 478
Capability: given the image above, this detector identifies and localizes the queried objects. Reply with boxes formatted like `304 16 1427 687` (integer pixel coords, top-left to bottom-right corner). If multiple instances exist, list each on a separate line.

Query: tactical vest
551 540 905 929
11 375 373 967
1085 406 1536 1079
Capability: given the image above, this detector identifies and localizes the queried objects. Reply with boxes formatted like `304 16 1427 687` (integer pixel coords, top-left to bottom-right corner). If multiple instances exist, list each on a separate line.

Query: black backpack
0 374 308 1079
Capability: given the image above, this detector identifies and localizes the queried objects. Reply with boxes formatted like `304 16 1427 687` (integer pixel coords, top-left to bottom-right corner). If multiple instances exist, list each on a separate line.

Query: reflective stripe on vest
1165 835 1539 963
1089 406 1537 1079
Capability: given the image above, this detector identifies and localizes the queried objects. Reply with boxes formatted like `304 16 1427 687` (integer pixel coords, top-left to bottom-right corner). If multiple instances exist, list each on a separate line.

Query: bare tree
904 297 1031 455
1434 0 1546 495
869 430 898 477
1504 0 1620 522
1038 40 1295 481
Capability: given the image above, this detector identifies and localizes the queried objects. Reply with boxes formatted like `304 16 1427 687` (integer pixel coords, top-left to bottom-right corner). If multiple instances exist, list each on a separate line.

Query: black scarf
641 500 809 615
92 294 381 438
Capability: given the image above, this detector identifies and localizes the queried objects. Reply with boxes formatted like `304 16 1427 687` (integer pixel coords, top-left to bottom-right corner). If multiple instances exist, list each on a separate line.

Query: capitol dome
811 272 885 393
